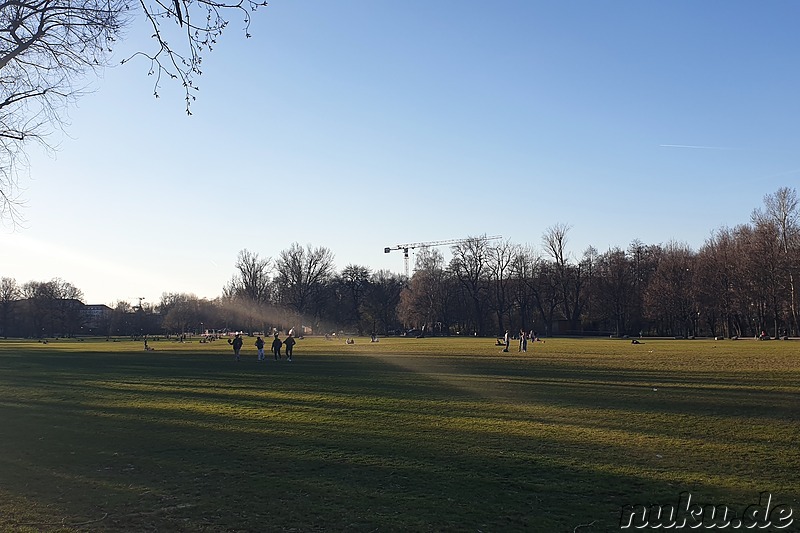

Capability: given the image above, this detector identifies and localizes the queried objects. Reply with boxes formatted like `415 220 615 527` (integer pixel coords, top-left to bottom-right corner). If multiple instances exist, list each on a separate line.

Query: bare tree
108 300 132 336
124 0 267 113
16 277 82 336
594 247 634 336
486 239 517 334
542 223 588 331
741 221 786 338
160 292 202 335
449 236 491 336
1 0 126 223
754 187 800 252
643 242 696 337
752 187 800 334
627 240 662 335
362 269 403 336
336 264 371 335
579 246 599 329
51 278 84 336
398 247 453 334
274 243 335 326
510 246 541 333
0 276 19 337
1 0 268 222
542 223 571 322
530 258 560 336
223 249 272 304
696 228 740 337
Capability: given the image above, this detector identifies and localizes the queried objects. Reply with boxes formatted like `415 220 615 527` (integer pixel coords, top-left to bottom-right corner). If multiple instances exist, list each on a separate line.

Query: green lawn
0 336 797 532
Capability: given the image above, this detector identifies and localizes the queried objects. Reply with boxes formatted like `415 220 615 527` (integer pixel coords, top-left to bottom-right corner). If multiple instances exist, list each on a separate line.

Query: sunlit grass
0 336 797 531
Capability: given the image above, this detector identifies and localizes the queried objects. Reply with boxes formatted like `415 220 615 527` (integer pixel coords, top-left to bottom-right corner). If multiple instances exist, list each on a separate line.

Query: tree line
2 188 798 339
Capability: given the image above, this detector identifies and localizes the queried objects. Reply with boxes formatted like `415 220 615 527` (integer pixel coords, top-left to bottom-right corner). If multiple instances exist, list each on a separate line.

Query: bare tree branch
1 0 268 224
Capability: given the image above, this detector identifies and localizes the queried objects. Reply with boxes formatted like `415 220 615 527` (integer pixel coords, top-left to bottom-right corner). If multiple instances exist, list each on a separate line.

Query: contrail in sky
659 144 735 150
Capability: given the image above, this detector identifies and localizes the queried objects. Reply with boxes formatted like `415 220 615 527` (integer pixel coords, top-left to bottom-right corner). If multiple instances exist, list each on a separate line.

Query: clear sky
2 1 799 306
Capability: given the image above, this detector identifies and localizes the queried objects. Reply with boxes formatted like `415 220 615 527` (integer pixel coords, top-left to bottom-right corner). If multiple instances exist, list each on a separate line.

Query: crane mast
384 235 502 277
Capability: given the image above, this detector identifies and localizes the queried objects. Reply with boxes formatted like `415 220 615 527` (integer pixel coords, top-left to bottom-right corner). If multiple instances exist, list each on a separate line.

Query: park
3 3 800 530
0 335 796 531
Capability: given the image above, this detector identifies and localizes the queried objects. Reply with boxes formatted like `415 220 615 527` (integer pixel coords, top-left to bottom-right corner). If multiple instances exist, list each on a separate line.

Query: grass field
0 335 797 532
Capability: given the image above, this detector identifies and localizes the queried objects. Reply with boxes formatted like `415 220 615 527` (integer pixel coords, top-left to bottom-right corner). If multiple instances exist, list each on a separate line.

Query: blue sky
2 1 799 305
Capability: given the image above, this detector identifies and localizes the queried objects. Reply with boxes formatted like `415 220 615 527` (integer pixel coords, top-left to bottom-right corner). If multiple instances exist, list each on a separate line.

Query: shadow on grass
0 349 797 532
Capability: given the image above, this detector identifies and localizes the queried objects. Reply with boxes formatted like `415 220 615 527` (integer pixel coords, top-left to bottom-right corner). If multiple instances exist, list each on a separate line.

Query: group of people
229 332 296 362
498 329 541 352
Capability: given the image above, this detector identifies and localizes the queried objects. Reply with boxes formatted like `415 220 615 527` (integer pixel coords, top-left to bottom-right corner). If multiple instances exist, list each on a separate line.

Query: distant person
271 333 282 360
255 336 265 361
284 334 296 361
519 330 527 353
229 334 244 362
503 330 510 352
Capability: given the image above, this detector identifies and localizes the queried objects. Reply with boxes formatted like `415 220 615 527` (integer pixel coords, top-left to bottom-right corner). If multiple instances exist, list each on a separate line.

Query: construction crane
384 235 502 277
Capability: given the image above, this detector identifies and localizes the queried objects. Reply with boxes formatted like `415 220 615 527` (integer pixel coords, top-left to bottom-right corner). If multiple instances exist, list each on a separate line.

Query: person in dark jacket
284 334 296 361
271 333 282 360
255 336 265 361
229 334 244 362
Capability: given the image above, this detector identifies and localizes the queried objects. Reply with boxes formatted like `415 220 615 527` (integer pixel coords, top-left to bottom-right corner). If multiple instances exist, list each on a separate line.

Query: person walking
229 333 244 362
503 330 510 352
520 330 528 352
271 333 282 360
284 333 296 361
255 336 265 361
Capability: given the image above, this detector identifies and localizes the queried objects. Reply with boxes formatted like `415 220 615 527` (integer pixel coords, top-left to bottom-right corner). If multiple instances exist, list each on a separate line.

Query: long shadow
0 349 797 531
